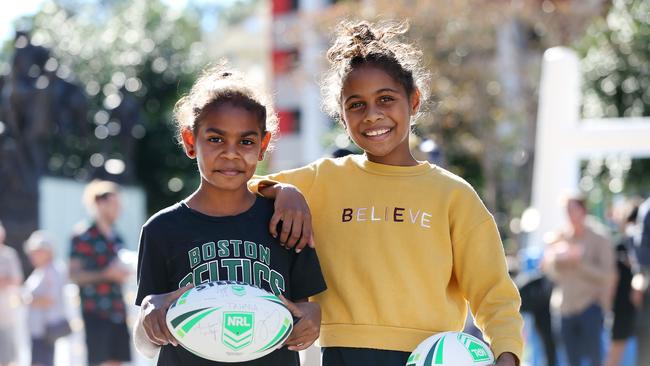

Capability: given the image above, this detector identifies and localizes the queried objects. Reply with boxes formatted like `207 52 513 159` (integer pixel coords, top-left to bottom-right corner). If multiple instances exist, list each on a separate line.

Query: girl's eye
208 137 223 143
379 96 395 103
347 101 364 110
241 139 255 145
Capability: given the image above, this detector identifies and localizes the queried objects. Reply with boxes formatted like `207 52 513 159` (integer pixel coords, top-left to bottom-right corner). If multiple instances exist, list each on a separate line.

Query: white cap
24 230 55 253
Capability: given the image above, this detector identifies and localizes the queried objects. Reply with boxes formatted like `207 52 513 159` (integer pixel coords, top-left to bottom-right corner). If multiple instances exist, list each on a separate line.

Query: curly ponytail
321 20 430 123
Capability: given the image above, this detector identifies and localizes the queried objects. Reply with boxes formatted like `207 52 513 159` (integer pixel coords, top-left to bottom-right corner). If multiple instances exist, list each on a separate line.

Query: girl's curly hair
321 20 430 123
173 63 279 146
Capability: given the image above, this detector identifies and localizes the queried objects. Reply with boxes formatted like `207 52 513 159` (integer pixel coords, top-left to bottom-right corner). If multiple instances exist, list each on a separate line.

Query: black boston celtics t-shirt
135 197 327 366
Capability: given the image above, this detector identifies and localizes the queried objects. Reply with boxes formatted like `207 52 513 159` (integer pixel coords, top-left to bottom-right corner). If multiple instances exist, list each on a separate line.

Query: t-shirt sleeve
135 223 169 306
288 247 326 301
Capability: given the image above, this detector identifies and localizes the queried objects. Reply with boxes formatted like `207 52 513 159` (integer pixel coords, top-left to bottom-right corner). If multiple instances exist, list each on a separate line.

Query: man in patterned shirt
69 180 131 366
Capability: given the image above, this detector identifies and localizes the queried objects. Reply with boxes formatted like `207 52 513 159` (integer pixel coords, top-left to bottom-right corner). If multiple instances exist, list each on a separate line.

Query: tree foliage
8 0 208 213
579 0 650 196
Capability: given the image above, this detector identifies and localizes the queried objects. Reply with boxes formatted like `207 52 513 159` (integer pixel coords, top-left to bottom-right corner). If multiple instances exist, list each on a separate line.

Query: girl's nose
221 143 239 159
364 104 384 124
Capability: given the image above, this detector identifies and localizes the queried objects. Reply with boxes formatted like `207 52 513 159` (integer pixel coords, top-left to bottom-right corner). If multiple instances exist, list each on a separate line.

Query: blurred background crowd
0 0 649 365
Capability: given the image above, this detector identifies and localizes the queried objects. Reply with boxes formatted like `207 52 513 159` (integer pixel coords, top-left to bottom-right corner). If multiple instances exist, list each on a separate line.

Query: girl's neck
365 150 418 167
186 184 256 217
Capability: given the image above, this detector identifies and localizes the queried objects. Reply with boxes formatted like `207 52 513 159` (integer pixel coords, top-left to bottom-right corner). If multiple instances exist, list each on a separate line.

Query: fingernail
295 249 301 253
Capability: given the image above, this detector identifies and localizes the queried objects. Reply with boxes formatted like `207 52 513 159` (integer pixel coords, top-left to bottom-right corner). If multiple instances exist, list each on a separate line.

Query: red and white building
270 0 335 170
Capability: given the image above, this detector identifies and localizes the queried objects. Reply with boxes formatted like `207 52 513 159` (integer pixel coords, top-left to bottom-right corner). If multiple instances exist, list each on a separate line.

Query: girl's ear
410 88 421 115
259 132 272 160
181 128 196 159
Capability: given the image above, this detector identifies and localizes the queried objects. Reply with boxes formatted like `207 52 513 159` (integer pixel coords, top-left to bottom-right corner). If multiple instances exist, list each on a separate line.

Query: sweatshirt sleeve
450 186 524 361
247 161 319 198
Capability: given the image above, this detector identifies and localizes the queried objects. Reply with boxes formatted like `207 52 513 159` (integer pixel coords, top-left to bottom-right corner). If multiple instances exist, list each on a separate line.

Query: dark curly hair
173 63 279 147
321 20 430 123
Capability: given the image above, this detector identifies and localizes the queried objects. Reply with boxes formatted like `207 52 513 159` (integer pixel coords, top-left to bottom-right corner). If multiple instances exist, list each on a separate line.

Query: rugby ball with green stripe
405 331 494 366
166 281 293 362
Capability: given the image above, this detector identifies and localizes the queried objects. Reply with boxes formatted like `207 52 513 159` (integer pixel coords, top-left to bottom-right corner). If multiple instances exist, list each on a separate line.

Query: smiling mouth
215 169 243 176
363 128 391 137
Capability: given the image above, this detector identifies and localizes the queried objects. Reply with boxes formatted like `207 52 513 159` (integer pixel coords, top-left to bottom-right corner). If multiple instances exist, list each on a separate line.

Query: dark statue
0 32 142 271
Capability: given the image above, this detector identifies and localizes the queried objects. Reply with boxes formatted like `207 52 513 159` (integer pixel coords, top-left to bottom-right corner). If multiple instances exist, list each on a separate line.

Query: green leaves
13 0 208 213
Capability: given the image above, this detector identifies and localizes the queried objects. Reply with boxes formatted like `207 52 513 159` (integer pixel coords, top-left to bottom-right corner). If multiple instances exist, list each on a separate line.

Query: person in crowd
69 180 132 366
132 66 326 366
249 19 523 366
605 200 642 366
23 231 68 366
634 196 650 366
516 251 557 366
542 194 615 366
0 221 23 366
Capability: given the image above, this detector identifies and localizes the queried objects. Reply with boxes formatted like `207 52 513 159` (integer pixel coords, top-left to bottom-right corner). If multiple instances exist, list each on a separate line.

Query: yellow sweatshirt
250 155 523 359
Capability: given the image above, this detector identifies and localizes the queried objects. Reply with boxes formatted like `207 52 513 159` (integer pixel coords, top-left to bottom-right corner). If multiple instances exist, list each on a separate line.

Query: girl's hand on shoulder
140 285 194 347
493 352 518 366
270 183 314 252
280 296 321 351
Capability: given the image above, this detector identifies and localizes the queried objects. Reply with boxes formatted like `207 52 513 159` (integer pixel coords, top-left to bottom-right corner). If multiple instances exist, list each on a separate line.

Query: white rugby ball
406 331 494 366
166 281 294 362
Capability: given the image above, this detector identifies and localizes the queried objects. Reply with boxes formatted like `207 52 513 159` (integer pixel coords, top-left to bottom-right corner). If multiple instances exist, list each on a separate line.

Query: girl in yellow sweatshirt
251 20 523 366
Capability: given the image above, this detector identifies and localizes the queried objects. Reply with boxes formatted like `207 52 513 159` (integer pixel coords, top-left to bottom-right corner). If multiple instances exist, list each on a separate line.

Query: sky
0 0 45 43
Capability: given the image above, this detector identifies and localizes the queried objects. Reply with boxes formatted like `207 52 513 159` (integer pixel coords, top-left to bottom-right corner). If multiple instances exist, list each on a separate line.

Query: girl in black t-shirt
132 65 326 366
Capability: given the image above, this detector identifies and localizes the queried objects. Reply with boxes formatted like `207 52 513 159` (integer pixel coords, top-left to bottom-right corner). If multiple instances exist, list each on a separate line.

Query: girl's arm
134 311 160 359
280 296 321 351
261 183 314 252
134 285 193 358
249 162 320 251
